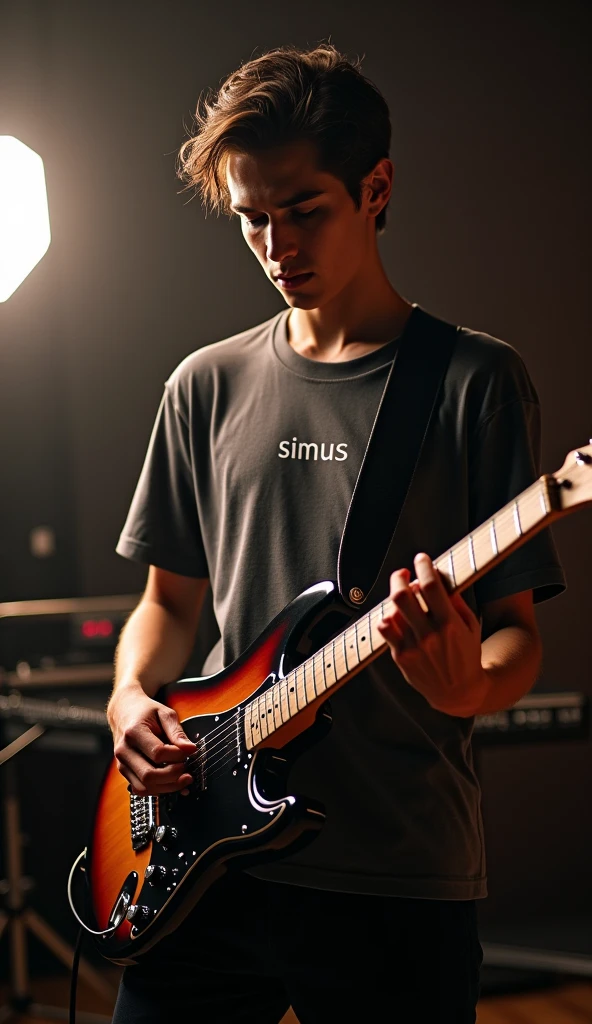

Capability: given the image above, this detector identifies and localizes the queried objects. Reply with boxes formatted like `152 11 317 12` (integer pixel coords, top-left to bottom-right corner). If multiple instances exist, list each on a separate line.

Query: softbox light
0 135 51 302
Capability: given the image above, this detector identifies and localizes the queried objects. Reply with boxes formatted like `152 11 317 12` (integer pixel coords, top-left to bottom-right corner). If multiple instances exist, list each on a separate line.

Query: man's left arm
377 552 542 718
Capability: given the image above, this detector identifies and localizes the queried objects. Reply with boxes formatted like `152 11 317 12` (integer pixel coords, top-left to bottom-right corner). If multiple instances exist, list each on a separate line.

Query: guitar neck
243 469 573 751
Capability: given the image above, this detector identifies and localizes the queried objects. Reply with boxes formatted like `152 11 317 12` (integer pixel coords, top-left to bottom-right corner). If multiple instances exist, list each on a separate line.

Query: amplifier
473 691 589 745
0 594 140 679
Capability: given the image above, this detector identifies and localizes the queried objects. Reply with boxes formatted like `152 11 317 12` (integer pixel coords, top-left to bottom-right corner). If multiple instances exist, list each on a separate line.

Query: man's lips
274 272 314 289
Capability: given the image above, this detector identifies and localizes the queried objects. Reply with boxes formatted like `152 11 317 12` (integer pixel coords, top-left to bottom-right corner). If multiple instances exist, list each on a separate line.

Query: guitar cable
67 848 118 936
68 848 119 1024
69 925 84 1024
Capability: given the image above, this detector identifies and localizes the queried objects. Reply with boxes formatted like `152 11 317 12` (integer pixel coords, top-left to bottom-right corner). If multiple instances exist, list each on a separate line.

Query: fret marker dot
290 686 294 692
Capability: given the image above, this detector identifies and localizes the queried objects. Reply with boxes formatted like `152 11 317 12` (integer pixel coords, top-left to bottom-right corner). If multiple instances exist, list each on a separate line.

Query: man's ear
363 157 393 218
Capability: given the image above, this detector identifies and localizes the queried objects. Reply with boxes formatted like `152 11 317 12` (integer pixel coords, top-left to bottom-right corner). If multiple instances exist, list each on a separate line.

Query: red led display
81 619 114 639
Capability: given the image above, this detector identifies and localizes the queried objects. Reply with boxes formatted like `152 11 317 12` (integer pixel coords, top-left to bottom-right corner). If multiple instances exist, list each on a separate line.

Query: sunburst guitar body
85 581 350 963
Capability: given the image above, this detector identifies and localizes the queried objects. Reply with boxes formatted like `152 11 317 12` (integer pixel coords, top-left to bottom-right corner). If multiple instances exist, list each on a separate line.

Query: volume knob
144 864 167 886
154 825 178 847
126 904 151 921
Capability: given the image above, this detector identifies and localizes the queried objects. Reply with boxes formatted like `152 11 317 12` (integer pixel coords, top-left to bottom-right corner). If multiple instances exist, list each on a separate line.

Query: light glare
0 135 51 302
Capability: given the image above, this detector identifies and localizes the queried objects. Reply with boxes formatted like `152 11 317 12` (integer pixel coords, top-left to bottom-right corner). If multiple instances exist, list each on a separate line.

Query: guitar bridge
130 794 157 851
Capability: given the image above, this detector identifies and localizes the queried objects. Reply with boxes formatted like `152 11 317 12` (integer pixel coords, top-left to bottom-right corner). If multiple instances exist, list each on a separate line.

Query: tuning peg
575 451 592 465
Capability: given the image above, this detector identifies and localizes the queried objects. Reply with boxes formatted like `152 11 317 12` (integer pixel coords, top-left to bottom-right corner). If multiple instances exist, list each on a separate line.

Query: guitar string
183 636 362 778
182 647 345 772
179 650 338 766
185 607 399 782
169 484 549 779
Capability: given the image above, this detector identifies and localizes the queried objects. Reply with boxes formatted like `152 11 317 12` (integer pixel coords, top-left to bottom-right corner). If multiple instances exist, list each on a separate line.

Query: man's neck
286 269 413 364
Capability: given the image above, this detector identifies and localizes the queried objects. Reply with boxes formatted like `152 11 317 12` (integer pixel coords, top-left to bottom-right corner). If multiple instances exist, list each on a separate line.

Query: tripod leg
5 764 30 1001
25 909 117 1001
10 912 29 1001
0 909 8 939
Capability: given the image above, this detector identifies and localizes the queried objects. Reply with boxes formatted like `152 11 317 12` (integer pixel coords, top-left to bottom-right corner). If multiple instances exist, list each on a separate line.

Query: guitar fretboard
243 474 559 750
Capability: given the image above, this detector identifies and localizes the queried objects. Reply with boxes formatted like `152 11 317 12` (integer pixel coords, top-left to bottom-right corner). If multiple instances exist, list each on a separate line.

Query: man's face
226 139 377 310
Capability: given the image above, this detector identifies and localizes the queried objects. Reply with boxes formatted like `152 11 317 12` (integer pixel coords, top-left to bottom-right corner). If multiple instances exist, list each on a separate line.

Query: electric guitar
77 444 592 964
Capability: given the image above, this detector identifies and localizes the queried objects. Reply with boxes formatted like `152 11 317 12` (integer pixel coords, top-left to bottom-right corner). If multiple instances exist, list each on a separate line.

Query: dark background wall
1 0 590 947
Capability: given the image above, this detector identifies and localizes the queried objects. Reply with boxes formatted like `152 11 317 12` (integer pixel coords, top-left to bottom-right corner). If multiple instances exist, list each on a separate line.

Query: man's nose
265 222 298 264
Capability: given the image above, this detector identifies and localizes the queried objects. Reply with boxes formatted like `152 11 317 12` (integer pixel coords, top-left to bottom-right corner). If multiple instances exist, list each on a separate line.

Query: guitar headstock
553 442 592 510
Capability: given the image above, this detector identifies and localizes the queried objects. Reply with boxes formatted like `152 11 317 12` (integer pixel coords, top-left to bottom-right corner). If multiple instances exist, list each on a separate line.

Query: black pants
112 871 483 1023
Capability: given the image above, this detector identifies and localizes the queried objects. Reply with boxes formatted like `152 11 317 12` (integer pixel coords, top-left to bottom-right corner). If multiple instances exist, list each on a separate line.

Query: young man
109 44 565 1023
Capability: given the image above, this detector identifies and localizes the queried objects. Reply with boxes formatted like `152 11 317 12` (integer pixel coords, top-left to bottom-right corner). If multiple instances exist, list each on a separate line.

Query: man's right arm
107 566 210 796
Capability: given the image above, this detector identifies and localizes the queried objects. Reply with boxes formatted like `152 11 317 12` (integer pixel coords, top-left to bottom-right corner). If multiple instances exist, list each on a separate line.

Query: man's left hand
376 552 490 717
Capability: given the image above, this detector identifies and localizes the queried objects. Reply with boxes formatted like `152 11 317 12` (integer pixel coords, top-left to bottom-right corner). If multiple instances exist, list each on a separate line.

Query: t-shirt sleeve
470 396 566 607
115 384 209 578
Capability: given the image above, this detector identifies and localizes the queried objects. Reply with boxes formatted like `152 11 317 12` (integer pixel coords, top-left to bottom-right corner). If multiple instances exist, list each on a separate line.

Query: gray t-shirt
116 302 565 900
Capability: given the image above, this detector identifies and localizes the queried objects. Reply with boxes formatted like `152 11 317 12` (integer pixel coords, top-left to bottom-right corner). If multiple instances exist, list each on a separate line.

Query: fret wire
513 500 522 537
279 677 288 723
287 670 298 718
340 630 348 679
259 693 268 739
267 686 274 731
251 699 259 744
310 652 319 696
346 626 357 672
266 689 274 731
310 653 318 698
353 621 361 662
468 534 476 572
244 703 253 748
296 663 306 711
251 694 259 738
321 647 328 691
323 640 334 689
300 662 309 706
313 650 324 695
272 683 282 730
303 658 313 704
448 549 456 586
490 519 498 556
302 659 312 705
342 628 349 673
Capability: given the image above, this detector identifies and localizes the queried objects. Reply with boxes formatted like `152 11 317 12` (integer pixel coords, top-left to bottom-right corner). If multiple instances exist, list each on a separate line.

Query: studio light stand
0 722 115 1023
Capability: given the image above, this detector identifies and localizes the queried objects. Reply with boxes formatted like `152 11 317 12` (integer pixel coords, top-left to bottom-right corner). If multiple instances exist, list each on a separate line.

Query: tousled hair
177 43 392 232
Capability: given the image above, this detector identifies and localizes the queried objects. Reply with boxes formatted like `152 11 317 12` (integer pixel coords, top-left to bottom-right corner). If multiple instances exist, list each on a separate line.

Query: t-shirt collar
271 303 420 380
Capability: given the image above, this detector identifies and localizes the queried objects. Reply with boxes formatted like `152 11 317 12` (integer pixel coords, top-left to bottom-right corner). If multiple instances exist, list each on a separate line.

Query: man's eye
245 208 318 228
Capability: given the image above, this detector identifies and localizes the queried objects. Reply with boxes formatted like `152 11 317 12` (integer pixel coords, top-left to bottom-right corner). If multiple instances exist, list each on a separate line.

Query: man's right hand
108 683 197 796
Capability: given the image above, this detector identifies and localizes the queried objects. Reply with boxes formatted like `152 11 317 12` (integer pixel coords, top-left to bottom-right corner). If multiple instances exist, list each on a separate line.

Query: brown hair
177 43 392 232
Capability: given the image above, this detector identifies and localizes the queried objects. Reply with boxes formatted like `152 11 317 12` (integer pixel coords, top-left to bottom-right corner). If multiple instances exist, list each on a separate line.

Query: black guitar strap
337 304 460 609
